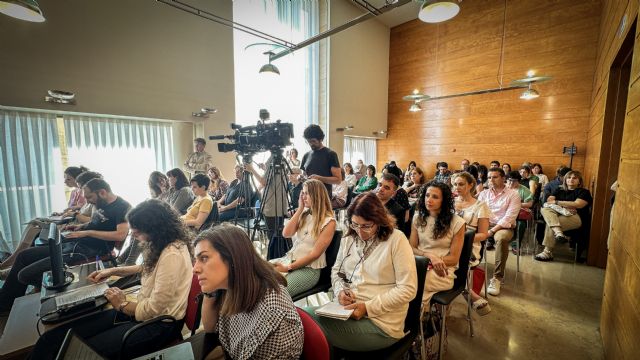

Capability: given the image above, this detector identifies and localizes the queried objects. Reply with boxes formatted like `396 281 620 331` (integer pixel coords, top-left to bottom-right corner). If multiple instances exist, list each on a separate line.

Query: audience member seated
331 169 349 209
354 165 378 194
0 179 131 313
542 166 572 203
502 163 511 174
354 159 366 180
385 160 404 180
166 168 194 214
404 160 417 186
343 162 358 188
519 165 539 199
506 171 534 253
532 163 549 189
377 173 409 236
409 181 465 304
433 161 452 185
180 174 213 229
461 158 470 171
490 160 500 169
216 165 255 223
452 172 491 315
477 168 520 297
403 166 426 206
197 225 303 359
476 164 489 195
148 171 170 201
61 166 89 213
288 168 304 211
207 166 229 202
273 179 336 297
288 147 301 169
0 168 99 277
535 171 592 262
30 199 193 359
304 192 417 352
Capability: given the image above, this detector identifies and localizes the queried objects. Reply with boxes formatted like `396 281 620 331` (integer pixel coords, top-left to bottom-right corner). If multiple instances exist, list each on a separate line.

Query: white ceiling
371 0 422 28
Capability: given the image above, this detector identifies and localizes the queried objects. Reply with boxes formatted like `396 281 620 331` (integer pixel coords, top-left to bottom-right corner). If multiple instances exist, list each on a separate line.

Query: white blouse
413 213 466 268
456 200 491 266
285 214 335 269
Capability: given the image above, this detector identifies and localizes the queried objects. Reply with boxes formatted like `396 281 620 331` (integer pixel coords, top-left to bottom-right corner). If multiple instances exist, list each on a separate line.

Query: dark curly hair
415 180 455 240
126 199 193 275
345 192 396 241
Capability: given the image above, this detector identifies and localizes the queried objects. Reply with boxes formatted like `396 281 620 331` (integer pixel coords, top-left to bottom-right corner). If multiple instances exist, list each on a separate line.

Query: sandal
472 298 491 316
534 249 554 261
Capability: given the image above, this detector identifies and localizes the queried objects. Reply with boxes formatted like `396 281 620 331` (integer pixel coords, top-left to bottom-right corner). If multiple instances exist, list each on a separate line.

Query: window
343 136 377 168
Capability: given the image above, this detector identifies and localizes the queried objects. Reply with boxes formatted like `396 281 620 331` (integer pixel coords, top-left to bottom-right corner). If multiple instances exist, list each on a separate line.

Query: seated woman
166 168 194 214
0 167 93 276
404 160 417 186
180 174 214 230
273 179 336 297
403 166 426 206
331 169 349 208
519 165 539 199
196 225 303 359
476 164 489 195
207 166 229 202
305 192 417 352
30 199 193 359
343 162 358 188
354 165 378 194
535 171 592 262
148 171 170 201
452 172 491 315
502 163 512 174
532 163 549 189
409 180 465 304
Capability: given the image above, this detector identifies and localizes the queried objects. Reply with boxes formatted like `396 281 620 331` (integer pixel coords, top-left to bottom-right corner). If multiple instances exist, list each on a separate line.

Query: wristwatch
118 301 130 313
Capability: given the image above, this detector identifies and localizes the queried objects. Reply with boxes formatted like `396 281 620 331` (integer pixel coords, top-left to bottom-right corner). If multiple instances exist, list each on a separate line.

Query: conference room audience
343 162 358 188
535 171 592 262
275 179 336 297
490 160 501 169
519 165 539 198
305 192 417 352
148 171 169 201
542 166 572 203
476 164 489 195
433 162 452 184
300 125 341 196
354 165 378 193
61 166 89 212
409 181 465 304
216 165 254 223
0 179 131 313
184 137 213 177
502 163 512 174
207 167 229 202
288 148 301 169
331 169 349 208
166 168 194 214
404 160 417 185
403 166 426 205
197 225 303 359
478 168 521 296
71 171 104 223
385 160 404 180
289 167 304 210
180 174 213 229
30 199 193 359
532 163 549 189
506 171 534 253
355 159 367 180
377 173 409 236
452 172 491 314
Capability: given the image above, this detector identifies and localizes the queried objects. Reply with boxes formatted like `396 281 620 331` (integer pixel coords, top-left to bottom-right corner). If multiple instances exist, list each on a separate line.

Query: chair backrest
404 256 428 333
318 230 342 285
296 307 331 360
199 206 219 231
452 230 475 290
344 187 354 208
185 274 203 336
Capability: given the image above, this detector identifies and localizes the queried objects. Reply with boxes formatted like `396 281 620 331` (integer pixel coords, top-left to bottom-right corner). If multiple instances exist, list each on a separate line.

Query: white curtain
0 110 65 251
343 137 377 169
64 115 175 208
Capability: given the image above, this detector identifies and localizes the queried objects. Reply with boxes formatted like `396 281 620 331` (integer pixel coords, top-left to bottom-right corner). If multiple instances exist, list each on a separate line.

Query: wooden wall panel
380 0 600 180
598 0 640 358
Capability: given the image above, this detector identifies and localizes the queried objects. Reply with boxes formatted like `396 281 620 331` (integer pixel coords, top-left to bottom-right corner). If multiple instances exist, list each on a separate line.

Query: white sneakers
488 277 501 296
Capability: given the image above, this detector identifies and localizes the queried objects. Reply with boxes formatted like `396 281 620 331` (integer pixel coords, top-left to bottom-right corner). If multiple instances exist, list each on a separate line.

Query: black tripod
232 154 259 231
251 149 293 260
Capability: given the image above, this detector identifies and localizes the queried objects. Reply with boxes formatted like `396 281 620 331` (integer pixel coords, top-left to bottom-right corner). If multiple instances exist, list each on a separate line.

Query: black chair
291 230 343 302
429 230 475 360
565 205 592 263
334 256 429 359
333 187 354 221
198 206 219 232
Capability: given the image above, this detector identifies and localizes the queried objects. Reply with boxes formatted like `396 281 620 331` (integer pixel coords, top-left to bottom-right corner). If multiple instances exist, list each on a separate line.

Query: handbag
543 203 573 216
517 208 533 220
472 266 485 295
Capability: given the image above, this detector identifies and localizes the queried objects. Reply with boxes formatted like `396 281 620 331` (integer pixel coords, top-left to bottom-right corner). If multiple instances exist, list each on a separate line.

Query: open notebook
315 301 354 321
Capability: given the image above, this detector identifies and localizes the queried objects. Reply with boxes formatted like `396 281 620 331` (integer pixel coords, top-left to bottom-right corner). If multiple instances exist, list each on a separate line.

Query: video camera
209 109 294 155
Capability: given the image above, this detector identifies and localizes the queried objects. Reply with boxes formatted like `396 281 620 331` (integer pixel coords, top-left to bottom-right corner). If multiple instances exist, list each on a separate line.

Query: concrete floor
444 244 605 360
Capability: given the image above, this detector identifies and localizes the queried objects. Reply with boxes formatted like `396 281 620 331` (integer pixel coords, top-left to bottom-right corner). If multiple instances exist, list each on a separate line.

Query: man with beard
0 179 130 314
376 173 409 237
298 125 341 196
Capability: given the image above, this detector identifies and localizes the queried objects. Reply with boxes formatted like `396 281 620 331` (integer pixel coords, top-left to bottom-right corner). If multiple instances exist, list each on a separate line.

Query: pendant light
418 0 460 23
0 0 45 22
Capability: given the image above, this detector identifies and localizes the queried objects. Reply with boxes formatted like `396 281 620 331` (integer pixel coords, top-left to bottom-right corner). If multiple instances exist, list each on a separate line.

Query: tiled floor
444 244 605 359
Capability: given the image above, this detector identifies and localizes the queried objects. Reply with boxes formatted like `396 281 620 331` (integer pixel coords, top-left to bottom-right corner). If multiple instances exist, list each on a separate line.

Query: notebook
315 301 354 320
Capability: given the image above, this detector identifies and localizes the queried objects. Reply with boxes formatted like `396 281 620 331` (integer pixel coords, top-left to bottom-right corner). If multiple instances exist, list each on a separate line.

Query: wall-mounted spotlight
192 107 217 118
45 89 75 104
336 125 354 132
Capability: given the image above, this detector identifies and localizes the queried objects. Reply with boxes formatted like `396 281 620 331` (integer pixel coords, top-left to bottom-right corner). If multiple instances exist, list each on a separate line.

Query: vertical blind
343 136 377 169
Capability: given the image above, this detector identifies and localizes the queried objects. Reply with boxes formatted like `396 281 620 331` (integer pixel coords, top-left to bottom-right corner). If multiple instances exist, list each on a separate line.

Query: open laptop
56 329 195 360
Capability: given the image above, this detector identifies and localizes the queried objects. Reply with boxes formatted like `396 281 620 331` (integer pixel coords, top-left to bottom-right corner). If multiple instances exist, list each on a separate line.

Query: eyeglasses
349 222 376 232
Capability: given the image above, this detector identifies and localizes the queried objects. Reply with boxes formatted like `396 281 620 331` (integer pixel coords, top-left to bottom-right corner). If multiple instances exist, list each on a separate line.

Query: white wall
328 0 390 163
0 0 237 177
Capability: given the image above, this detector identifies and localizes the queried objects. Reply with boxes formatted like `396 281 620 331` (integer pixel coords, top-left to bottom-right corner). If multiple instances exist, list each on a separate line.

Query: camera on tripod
209 109 294 155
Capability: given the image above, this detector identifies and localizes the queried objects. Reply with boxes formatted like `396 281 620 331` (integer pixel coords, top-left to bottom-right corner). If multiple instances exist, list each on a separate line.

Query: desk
0 292 41 359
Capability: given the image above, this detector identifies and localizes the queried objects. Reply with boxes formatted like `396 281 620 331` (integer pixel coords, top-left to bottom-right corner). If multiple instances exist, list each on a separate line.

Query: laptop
56 329 195 360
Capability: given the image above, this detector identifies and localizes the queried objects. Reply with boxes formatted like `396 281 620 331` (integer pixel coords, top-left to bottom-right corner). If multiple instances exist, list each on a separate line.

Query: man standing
477 168 521 296
299 125 341 196
376 173 409 236
184 138 213 177
433 161 452 184
0 179 130 313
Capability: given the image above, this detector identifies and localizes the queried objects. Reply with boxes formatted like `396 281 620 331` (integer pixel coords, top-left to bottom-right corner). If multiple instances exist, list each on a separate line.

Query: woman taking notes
410 180 465 304
274 179 336 297
196 225 303 359
305 192 417 352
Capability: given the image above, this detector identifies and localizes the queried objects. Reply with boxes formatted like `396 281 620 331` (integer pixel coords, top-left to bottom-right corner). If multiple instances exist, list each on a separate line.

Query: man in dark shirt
376 173 409 237
0 179 131 312
299 125 341 195
218 165 255 222
542 166 571 203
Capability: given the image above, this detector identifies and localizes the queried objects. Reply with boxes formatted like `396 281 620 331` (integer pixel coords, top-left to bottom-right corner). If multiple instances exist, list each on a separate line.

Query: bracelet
118 301 130 313
287 264 294 272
